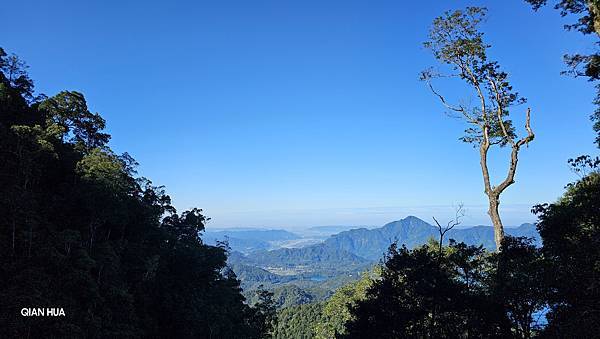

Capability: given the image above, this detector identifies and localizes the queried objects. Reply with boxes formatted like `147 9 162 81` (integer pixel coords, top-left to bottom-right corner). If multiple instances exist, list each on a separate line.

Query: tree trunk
487 194 504 249
479 137 506 250
480 107 534 251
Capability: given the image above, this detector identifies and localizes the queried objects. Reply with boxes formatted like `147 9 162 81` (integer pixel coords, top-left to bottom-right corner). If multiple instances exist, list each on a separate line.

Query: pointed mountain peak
402 215 427 223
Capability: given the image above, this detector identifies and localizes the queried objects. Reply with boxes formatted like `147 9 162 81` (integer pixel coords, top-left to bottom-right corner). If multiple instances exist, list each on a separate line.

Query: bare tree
421 7 535 250
432 203 465 255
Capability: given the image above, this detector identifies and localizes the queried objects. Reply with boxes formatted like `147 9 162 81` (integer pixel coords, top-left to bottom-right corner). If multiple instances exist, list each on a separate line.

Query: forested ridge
0 47 275 338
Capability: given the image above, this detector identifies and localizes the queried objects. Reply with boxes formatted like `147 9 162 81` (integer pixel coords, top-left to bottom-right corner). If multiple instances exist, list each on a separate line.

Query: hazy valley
204 216 540 307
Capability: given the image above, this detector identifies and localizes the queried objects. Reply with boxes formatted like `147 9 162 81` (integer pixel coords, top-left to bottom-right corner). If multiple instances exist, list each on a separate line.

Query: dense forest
2 2 600 338
0 48 276 338
269 168 600 338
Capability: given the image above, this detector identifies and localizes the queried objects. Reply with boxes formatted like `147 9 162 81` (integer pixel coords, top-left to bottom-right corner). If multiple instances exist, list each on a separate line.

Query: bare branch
433 216 442 230
426 80 479 124
495 108 534 194
446 203 465 231
516 108 534 148
432 203 465 254
427 81 465 113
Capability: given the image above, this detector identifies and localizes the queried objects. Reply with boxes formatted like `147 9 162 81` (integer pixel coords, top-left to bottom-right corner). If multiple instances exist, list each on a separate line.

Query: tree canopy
0 47 274 338
532 159 600 336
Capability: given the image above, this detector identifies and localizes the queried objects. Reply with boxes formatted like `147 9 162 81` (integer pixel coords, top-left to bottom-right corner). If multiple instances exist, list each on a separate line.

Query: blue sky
4 0 598 228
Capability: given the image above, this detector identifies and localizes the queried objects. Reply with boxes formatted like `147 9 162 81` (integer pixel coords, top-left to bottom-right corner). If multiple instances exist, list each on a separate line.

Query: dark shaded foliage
344 241 511 338
0 48 273 338
490 237 547 338
341 163 598 338
272 302 323 339
533 161 600 337
343 237 551 338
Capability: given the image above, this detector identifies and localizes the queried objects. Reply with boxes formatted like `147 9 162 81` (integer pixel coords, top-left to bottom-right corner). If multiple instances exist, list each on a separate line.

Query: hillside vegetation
0 48 274 338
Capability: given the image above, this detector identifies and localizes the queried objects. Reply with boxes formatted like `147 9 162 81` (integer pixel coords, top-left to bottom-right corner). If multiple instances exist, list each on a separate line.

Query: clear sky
4 0 598 228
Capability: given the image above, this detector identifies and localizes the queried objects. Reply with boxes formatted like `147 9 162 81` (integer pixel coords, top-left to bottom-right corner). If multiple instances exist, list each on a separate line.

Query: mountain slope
447 223 539 249
323 216 438 260
244 243 369 269
230 217 540 308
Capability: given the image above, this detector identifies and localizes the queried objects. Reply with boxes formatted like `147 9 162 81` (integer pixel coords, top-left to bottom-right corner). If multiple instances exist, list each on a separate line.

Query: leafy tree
269 285 315 309
421 7 535 249
532 160 600 337
0 47 273 338
491 237 548 338
272 302 323 339
343 241 510 338
314 268 379 339
40 91 110 150
0 48 34 101
249 287 278 338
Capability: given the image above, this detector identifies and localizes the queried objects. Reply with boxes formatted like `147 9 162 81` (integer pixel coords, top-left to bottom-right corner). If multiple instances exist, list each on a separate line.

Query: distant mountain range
323 216 539 260
230 216 539 267
223 216 540 271
223 216 540 307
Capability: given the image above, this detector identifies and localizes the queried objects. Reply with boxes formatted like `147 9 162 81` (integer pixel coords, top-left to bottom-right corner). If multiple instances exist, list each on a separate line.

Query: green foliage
229 242 373 296
249 288 278 338
526 0 600 34
266 268 379 339
272 302 323 339
0 48 34 101
244 283 331 310
245 243 369 270
0 48 271 338
343 242 503 338
309 162 597 339
421 7 526 147
40 91 110 149
342 239 550 338
76 148 130 191
533 163 600 337
270 285 315 308
314 268 379 339
490 237 548 337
